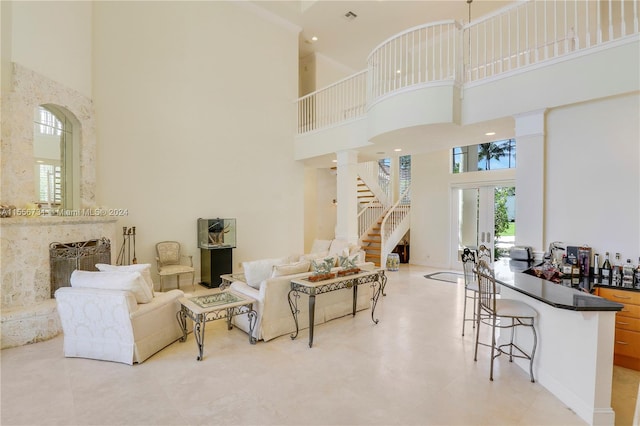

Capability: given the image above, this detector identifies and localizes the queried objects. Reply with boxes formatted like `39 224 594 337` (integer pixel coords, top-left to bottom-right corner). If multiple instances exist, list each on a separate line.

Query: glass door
454 184 515 263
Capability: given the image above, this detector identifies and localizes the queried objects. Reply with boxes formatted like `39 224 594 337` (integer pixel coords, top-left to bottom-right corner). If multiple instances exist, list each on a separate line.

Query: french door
453 182 515 264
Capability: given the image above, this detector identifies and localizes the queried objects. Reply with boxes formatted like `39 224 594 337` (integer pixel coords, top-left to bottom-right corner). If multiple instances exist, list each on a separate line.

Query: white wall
92 1 303 278
545 93 640 261
7 1 92 97
410 93 639 269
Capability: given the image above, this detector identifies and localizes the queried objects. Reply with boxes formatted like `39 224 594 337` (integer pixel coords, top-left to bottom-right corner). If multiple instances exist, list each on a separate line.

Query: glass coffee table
176 290 256 361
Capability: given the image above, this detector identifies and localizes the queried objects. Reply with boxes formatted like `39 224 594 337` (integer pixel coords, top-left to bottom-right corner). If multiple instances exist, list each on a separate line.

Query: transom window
452 139 516 174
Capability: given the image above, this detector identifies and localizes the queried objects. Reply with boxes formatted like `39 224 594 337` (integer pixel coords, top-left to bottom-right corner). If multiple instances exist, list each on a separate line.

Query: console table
288 270 386 348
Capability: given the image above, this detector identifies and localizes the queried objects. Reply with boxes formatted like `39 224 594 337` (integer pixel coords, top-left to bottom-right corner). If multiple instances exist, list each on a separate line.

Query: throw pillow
271 260 311 277
310 239 332 254
70 270 153 304
242 257 288 289
95 263 154 296
328 239 351 257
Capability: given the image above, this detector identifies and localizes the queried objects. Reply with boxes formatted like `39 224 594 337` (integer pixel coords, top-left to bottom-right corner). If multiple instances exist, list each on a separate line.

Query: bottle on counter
612 253 623 286
635 257 640 289
561 254 573 276
602 252 612 284
623 259 634 288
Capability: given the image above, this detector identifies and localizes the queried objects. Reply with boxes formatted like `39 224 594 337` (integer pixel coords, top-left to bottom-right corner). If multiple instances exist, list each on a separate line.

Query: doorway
453 183 515 262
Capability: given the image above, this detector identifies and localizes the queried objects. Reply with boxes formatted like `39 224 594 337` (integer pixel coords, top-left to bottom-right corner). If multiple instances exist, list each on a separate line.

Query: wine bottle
623 259 634 288
602 252 612 284
612 253 622 286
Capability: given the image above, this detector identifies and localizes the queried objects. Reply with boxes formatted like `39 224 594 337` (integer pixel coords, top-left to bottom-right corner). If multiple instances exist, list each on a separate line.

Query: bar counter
492 259 622 426
493 259 623 311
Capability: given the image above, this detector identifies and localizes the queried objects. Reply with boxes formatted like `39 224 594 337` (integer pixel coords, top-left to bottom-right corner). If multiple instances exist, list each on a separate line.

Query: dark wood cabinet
200 247 232 288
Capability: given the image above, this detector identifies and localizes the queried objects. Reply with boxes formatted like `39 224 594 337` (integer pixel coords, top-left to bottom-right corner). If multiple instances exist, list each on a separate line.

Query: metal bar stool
473 259 538 382
461 248 478 336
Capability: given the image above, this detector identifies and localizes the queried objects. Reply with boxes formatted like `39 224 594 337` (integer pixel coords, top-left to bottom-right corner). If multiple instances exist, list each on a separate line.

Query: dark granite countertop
493 259 624 311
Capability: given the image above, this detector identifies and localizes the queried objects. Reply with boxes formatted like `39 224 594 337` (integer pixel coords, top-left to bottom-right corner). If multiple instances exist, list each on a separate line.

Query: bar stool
461 248 478 336
473 259 538 382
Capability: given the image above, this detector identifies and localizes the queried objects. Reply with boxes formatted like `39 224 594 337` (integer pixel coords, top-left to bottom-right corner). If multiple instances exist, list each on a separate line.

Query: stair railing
357 197 385 240
357 161 391 206
380 185 412 268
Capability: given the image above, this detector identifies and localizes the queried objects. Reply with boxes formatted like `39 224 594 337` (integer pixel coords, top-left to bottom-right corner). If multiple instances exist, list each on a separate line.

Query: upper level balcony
295 0 640 162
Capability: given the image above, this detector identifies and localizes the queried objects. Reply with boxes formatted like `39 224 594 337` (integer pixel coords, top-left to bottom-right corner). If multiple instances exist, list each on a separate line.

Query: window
452 139 516 174
33 105 75 209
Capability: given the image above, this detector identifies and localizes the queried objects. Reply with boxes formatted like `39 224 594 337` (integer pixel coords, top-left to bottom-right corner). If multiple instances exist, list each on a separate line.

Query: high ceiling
251 1 518 167
253 0 515 72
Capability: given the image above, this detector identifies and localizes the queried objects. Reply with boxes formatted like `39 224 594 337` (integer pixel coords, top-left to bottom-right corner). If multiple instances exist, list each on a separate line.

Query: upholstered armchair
55 267 185 365
156 241 195 291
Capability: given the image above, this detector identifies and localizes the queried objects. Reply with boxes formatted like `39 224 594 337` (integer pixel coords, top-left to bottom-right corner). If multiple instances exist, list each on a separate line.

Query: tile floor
1 264 638 425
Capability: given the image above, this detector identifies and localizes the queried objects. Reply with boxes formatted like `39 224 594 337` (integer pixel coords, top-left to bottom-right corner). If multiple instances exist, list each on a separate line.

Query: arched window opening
33 105 78 210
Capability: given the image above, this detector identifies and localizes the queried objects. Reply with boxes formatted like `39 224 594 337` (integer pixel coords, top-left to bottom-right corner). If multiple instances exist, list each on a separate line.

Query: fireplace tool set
116 226 137 265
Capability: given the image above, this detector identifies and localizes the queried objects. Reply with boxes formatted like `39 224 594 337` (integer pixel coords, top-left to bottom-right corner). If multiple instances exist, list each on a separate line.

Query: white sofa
229 239 376 342
55 265 185 365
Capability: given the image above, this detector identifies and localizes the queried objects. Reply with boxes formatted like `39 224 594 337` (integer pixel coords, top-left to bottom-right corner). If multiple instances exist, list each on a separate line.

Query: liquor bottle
602 252 612 284
635 257 640 289
612 253 622 286
623 259 634 288
561 254 573 276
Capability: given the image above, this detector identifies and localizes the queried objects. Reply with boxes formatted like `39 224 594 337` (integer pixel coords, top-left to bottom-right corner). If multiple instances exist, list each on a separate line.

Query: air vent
344 11 357 21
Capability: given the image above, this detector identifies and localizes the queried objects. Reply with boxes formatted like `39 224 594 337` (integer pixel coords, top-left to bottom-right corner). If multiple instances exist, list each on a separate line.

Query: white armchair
55 269 185 365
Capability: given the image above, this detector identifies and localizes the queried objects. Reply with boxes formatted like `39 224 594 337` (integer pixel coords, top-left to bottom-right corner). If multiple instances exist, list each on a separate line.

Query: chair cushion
242 257 288 289
495 299 537 318
271 260 311 278
96 263 154 296
70 270 153 304
158 264 195 276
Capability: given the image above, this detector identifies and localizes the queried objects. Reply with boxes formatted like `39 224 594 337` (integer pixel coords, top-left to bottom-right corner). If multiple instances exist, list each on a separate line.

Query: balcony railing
296 0 639 136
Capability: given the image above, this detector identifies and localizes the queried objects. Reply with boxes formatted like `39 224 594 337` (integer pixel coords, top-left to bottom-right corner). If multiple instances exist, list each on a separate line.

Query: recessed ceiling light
394 148 402 152
311 36 318 42
485 132 496 136
332 159 337 163
396 69 401 74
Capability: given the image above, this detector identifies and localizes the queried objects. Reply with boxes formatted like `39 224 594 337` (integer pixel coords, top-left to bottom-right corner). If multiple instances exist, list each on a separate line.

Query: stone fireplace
1 63 117 348
1 217 117 348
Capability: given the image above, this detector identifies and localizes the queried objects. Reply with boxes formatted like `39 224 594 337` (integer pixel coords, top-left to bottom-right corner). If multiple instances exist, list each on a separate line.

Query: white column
335 150 359 244
514 109 546 255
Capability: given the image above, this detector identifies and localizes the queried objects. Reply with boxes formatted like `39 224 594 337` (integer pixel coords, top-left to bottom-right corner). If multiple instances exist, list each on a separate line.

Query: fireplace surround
0 63 118 348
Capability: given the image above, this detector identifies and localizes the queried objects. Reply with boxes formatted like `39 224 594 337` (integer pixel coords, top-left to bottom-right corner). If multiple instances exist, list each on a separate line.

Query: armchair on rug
156 241 195 292
55 266 185 365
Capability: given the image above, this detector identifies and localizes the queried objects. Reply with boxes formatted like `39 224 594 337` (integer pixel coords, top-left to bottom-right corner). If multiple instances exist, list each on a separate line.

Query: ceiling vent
344 11 357 21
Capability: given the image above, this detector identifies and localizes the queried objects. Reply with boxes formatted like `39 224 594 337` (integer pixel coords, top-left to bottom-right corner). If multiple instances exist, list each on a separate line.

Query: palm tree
477 142 507 170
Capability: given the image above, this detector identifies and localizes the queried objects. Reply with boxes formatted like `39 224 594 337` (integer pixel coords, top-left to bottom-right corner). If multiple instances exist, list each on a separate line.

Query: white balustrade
295 0 639 135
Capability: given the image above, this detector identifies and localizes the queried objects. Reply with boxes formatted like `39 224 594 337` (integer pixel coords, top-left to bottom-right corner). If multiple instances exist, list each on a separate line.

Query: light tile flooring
2 264 639 425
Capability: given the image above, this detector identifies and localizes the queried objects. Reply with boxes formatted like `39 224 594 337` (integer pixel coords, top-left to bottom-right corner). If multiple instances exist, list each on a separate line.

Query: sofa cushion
310 239 332 254
70 270 153 304
328 239 351 257
271 260 311 278
95 263 154 296
243 257 288 289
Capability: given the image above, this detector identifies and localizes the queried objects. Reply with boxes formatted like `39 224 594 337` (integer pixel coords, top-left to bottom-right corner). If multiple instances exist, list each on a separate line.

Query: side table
177 290 256 361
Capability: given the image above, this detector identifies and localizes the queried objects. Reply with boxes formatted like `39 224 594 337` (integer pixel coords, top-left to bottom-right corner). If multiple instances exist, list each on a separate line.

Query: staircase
362 217 382 265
